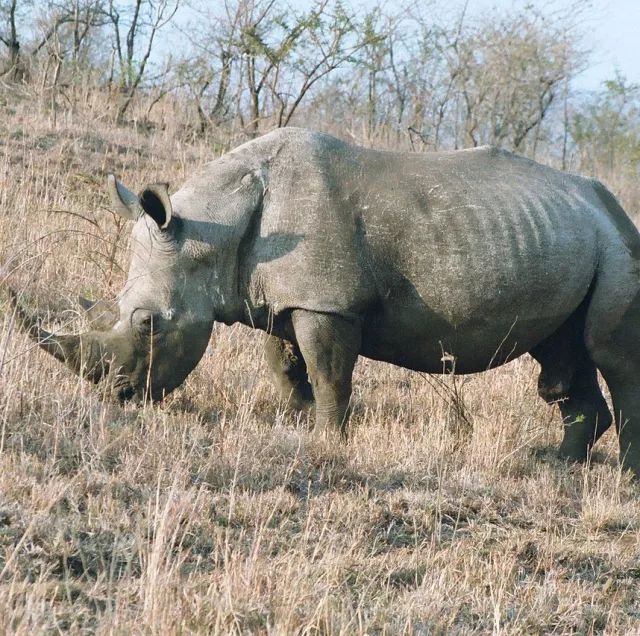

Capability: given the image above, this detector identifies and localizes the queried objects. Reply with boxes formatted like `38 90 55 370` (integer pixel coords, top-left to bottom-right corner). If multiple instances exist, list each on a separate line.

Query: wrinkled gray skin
11 128 640 476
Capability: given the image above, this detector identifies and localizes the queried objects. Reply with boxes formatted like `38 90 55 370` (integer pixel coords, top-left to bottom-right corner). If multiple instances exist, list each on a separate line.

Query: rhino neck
172 156 269 327
169 214 251 327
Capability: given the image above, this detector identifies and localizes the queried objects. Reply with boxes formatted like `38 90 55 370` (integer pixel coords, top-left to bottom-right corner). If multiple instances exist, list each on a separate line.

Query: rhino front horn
8 288 109 382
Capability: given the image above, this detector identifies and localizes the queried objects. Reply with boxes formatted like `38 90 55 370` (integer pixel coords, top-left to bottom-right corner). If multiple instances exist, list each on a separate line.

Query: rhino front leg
264 334 314 410
291 310 361 437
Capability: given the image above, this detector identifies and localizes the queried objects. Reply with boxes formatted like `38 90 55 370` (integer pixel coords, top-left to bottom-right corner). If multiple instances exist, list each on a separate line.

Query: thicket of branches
1 0 639 176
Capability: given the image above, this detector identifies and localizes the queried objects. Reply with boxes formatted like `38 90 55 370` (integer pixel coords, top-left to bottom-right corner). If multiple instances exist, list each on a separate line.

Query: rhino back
242 131 609 372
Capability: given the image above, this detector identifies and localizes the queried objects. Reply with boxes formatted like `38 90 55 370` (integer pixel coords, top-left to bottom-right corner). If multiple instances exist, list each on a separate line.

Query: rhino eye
131 308 155 333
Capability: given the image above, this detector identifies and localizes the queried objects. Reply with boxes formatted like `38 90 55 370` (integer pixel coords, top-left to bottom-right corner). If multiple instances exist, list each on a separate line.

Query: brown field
1 97 639 635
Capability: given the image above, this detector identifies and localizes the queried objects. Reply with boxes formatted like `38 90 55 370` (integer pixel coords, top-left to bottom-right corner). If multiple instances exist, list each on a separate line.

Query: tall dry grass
1 93 639 634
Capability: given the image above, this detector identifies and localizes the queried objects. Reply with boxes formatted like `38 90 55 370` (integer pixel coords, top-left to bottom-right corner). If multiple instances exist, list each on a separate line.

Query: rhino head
11 175 219 403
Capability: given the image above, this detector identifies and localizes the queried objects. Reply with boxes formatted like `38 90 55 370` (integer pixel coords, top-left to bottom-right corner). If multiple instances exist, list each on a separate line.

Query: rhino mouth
113 379 137 404
111 372 175 405
112 381 169 405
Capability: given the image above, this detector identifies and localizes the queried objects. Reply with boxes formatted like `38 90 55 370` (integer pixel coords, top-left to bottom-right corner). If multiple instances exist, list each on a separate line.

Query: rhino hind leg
583 283 640 478
596 377 640 479
264 334 314 410
531 312 613 462
550 361 612 462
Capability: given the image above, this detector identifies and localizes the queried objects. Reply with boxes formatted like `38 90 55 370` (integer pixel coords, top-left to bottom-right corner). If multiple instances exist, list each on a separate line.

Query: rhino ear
139 183 172 230
107 176 172 230
107 174 141 222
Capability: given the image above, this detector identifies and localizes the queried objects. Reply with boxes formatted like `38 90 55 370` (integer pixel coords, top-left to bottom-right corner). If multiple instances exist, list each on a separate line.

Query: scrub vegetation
1 1 640 633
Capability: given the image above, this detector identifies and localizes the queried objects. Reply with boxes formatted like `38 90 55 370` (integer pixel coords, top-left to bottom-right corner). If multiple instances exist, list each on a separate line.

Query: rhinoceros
10 127 640 476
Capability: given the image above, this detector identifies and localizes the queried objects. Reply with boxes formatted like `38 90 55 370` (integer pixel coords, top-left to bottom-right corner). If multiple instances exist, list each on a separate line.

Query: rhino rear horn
77 296 118 330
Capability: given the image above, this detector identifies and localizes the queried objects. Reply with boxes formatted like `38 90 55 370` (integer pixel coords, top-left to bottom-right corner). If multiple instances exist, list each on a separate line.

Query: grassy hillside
1 98 639 634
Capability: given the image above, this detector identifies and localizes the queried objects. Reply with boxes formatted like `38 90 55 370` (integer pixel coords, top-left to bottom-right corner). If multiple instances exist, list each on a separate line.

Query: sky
437 0 640 91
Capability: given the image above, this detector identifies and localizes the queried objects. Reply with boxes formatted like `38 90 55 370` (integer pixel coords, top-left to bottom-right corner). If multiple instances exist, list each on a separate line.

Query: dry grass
1 95 640 635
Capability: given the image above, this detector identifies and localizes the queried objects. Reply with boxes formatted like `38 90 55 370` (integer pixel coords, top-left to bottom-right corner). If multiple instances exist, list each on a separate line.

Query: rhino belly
359 264 595 374
360 307 565 373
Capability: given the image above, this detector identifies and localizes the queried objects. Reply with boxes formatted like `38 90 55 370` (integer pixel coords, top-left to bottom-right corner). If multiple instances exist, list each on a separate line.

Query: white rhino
11 128 640 476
